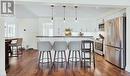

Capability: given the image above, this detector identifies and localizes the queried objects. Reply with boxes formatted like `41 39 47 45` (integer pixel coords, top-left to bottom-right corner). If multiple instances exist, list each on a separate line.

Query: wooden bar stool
81 40 95 68
68 41 81 67
53 41 67 70
37 41 52 68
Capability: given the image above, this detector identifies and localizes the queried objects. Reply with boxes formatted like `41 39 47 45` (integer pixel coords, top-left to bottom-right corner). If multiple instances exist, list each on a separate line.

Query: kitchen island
36 36 95 61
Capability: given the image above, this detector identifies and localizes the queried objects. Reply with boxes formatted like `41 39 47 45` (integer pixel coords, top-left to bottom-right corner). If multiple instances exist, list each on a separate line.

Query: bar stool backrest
37 41 52 51
53 41 67 51
81 40 93 50
69 41 81 50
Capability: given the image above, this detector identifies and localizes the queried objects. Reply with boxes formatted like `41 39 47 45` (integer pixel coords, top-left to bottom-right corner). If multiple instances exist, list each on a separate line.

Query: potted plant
64 28 72 36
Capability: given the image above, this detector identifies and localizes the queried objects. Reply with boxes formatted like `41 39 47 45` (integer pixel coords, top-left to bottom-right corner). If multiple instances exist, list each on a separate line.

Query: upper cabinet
98 24 104 31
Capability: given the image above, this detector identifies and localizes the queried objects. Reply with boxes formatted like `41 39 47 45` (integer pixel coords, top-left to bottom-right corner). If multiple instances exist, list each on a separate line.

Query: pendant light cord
75 6 78 21
63 6 66 21
51 5 54 21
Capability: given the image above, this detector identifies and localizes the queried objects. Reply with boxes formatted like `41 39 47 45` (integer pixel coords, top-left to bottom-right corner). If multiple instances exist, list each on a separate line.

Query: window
5 23 16 37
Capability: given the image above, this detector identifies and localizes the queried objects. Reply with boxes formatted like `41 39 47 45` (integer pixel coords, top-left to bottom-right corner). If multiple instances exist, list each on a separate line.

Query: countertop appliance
105 16 126 69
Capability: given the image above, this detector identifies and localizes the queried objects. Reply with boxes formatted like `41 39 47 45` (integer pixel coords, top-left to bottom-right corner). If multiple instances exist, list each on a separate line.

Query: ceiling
15 2 125 18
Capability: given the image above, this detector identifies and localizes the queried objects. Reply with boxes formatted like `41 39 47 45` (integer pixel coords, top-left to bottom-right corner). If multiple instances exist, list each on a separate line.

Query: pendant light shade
74 6 78 22
63 6 66 23
51 5 54 22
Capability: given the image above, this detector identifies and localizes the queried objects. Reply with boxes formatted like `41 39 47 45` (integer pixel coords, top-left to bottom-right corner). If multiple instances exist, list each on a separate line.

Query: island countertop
36 36 95 42
36 36 94 38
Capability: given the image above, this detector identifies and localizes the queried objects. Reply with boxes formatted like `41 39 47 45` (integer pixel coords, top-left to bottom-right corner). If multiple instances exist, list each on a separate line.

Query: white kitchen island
36 36 95 62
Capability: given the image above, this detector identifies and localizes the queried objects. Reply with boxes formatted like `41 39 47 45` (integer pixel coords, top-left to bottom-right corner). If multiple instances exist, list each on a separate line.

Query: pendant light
63 6 66 23
51 5 54 23
74 6 78 22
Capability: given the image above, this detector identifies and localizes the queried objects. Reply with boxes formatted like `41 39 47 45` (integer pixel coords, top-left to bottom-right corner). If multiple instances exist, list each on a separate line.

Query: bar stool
53 41 67 70
68 41 81 67
37 41 52 68
81 40 95 68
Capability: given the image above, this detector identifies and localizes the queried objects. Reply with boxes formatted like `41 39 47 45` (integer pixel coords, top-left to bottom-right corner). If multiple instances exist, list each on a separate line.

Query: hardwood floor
7 50 130 76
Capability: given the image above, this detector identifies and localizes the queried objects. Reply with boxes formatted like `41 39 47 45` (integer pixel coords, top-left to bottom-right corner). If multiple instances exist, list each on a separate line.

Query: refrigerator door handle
115 49 120 51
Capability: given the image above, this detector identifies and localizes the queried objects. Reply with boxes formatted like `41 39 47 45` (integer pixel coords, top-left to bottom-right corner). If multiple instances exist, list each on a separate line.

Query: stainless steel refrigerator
105 16 126 69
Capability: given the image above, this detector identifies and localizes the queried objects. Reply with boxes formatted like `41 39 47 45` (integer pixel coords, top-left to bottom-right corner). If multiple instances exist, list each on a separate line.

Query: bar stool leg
90 44 92 68
61 51 63 67
67 50 71 69
49 51 52 65
92 43 95 68
72 50 74 67
84 51 85 68
68 51 71 64
47 51 49 68
90 52 91 68
74 50 77 66
63 51 67 68
38 51 42 68
53 51 56 71
81 52 82 67
57 51 60 70
42 51 44 67
78 50 81 67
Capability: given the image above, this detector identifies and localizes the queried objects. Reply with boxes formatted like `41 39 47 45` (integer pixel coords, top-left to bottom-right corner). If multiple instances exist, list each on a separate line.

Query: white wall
0 18 6 76
2 17 38 49
38 17 98 36
16 18 38 49
126 7 130 72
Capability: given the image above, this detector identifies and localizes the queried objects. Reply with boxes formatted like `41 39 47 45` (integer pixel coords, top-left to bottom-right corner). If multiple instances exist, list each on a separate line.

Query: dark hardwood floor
7 50 130 76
